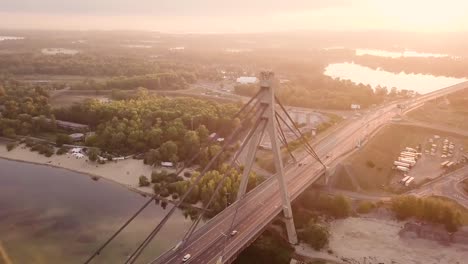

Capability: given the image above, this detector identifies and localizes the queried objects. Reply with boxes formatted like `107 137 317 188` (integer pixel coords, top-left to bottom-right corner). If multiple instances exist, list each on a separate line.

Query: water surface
0 158 191 264
0 36 24 41
41 48 79 55
324 62 467 94
355 49 450 58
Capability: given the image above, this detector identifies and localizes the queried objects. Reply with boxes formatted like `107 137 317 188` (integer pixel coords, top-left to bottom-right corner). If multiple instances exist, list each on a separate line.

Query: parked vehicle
394 161 411 168
405 177 415 186
400 175 410 184
395 166 410 172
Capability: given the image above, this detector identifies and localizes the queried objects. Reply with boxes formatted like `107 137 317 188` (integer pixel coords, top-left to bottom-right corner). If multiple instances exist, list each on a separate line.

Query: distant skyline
1 0 468 33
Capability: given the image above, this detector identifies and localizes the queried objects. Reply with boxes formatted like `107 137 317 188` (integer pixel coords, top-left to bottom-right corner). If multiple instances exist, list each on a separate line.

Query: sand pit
329 217 468 264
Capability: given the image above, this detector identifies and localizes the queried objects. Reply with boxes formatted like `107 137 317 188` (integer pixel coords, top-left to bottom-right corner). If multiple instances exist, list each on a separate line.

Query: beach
0 143 155 194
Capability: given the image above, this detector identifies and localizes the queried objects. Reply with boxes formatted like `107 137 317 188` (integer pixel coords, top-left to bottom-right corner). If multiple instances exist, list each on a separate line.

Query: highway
150 81 468 264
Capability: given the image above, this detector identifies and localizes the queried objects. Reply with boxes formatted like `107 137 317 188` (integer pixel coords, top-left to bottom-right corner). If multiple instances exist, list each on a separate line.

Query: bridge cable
182 116 268 242
275 96 323 164
125 105 268 264
84 91 262 264
219 120 268 261
274 96 325 166
232 88 263 119
274 114 297 163
275 112 322 164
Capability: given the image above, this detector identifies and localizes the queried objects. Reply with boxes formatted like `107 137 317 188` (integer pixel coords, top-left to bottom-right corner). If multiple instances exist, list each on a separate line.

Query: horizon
2 0 468 33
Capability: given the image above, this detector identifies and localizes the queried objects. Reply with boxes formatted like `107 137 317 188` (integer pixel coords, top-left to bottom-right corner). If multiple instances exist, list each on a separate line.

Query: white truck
395 166 410 172
405 147 417 153
400 175 410 184
394 161 411 168
405 177 415 186
398 158 416 166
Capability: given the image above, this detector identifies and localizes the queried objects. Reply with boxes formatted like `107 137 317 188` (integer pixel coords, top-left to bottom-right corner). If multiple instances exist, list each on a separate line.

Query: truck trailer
395 166 410 172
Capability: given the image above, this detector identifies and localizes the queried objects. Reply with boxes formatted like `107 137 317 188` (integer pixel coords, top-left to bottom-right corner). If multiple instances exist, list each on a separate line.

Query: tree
139 175 150 187
2 127 16 138
87 148 100 162
160 140 178 163
183 130 200 158
302 221 330 250
196 125 209 142
331 195 351 218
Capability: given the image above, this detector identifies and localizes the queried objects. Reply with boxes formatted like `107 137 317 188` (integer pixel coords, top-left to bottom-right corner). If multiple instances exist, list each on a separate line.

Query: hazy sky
1 0 468 33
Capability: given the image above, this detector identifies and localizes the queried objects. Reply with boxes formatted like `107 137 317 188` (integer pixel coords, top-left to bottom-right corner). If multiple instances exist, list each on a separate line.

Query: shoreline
0 143 154 196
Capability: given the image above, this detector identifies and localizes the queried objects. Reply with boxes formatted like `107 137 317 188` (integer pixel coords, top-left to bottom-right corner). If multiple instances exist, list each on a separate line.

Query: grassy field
340 124 468 191
408 88 468 131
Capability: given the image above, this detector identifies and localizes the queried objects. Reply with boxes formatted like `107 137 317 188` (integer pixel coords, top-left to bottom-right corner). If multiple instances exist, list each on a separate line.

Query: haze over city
2 0 468 32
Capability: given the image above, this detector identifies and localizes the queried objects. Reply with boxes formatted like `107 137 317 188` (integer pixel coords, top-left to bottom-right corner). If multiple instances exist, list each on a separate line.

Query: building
236 76 258 84
56 120 89 132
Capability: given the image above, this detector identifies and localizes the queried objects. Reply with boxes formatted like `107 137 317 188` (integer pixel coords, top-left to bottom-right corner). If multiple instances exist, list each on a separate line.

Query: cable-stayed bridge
85 74 468 264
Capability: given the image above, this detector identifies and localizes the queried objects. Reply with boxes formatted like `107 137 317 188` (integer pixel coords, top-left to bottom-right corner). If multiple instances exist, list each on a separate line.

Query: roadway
150 81 468 264
408 167 468 207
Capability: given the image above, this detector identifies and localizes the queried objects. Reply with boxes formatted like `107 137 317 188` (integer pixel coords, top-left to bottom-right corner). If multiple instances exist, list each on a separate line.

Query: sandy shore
329 217 468 263
0 143 155 194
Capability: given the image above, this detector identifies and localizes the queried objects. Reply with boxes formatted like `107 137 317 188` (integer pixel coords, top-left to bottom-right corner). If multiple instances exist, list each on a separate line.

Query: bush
2 128 16 139
365 160 375 168
87 148 100 162
138 175 150 187
56 146 68 155
25 138 34 147
55 133 72 147
6 142 17 151
160 188 170 197
30 143 54 157
153 183 162 193
356 201 375 214
184 171 192 177
302 221 329 250
330 195 351 218
391 196 462 232
172 193 179 200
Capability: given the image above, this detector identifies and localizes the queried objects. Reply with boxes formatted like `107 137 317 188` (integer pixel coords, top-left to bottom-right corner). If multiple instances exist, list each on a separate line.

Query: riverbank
328 217 468 263
0 142 154 195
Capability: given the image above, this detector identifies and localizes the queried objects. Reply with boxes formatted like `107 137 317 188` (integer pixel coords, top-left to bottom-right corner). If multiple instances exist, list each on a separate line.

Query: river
324 62 467 94
0 158 191 264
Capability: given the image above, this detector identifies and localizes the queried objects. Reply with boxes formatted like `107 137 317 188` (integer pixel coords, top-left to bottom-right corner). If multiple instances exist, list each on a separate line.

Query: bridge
85 75 468 264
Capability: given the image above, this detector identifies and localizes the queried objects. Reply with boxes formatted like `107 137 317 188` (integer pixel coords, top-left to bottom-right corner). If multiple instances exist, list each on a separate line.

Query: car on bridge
182 254 191 262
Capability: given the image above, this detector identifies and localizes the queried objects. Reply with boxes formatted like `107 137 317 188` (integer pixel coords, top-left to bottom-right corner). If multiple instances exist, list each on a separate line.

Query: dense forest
55 92 240 163
0 79 56 138
235 74 403 109
71 72 195 91
147 164 261 215
0 53 221 82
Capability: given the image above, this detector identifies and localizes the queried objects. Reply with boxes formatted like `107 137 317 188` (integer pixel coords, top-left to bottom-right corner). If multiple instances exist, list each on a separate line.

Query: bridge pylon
236 71 298 245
